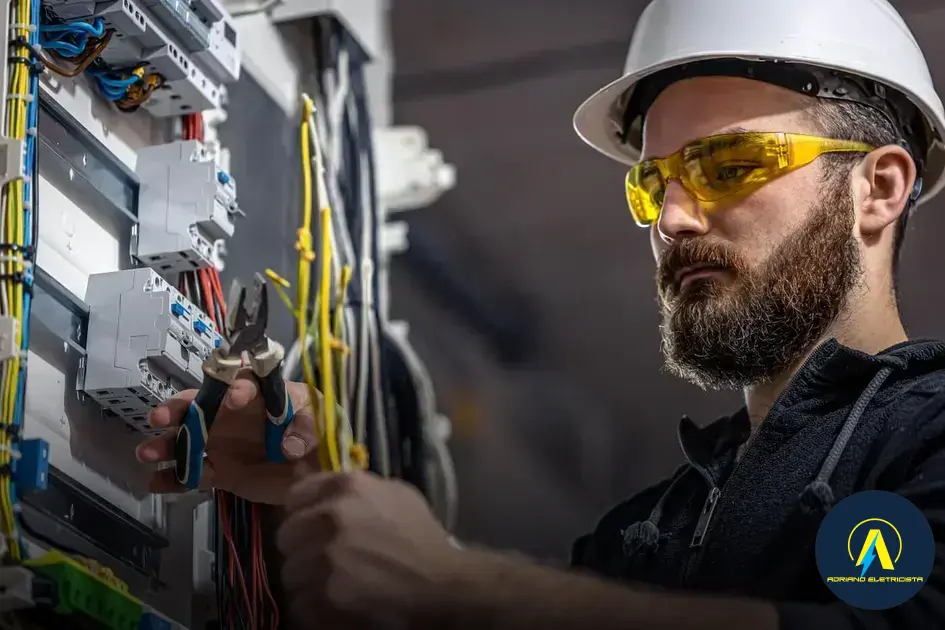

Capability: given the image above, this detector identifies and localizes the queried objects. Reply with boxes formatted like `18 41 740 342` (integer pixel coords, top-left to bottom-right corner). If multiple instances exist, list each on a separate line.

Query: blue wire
38 18 104 58
40 36 87 57
38 18 139 104
87 69 140 101
39 18 104 37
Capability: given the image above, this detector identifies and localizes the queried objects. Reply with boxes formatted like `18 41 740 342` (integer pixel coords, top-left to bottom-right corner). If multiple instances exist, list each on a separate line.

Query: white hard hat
573 0 945 206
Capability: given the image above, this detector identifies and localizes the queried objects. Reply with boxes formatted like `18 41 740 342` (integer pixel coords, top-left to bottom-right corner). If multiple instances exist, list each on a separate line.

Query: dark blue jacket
570 339 945 630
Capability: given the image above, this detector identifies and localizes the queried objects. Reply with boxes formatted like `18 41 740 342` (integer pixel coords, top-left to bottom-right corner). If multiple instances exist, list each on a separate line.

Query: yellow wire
317 207 339 470
294 95 328 470
1 0 33 561
264 269 295 313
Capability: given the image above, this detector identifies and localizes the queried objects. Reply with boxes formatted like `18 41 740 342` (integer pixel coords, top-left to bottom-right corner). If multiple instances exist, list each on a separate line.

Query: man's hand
277 470 460 628
135 374 321 504
275 470 781 630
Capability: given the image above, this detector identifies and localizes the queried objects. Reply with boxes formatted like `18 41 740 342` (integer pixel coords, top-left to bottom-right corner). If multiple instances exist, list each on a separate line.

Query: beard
657 181 861 390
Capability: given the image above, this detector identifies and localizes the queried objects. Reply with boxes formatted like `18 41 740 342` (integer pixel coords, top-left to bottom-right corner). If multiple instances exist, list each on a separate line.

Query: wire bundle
178 113 279 630
283 19 464 527
37 10 163 112
273 18 386 477
0 0 41 563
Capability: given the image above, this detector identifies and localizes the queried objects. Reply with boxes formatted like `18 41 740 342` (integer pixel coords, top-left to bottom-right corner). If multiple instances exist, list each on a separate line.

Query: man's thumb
282 383 320 460
282 416 319 459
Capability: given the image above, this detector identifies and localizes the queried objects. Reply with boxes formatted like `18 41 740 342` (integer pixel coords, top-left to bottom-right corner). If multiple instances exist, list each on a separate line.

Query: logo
815 491 934 610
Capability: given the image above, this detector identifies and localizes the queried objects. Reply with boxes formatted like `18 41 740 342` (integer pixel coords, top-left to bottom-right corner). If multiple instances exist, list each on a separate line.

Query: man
136 0 945 628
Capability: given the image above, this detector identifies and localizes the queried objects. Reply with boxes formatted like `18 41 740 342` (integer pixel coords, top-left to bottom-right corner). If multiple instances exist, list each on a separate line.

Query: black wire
189 272 201 307
16 512 85 558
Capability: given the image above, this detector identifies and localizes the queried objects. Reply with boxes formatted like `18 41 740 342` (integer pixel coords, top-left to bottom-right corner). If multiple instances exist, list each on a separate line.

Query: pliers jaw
224 272 270 357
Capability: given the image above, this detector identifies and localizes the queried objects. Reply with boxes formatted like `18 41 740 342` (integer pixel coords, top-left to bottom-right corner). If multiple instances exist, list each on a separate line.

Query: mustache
658 239 742 293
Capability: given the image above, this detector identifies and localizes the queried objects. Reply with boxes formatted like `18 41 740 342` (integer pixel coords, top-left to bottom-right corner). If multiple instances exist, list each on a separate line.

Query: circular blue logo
815 490 933 610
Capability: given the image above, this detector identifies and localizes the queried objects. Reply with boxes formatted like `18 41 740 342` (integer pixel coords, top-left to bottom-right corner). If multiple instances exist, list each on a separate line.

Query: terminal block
138 0 241 84
134 139 240 273
44 0 224 115
80 268 222 434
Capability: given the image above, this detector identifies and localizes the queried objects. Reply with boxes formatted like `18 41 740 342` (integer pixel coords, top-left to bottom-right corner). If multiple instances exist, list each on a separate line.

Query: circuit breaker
134 139 240 273
80 267 222 434
43 0 228 115
138 0 241 84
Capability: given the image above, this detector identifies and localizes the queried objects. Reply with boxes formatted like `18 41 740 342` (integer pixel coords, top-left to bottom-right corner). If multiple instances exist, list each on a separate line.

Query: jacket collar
676 338 945 472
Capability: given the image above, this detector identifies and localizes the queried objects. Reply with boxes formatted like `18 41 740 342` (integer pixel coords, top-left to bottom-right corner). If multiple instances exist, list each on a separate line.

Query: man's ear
856 144 916 240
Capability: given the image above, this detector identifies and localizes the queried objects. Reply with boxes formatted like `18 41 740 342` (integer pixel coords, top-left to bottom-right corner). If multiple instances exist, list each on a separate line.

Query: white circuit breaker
43 0 237 115
134 139 240 273
80 267 223 434
139 0 241 85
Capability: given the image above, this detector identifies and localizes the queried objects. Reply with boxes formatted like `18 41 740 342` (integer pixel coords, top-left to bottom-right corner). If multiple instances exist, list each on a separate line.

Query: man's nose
655 181 709 244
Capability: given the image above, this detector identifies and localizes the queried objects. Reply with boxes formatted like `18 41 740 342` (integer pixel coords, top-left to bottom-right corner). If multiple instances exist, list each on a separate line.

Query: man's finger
223 371 260 410
148 390 197 428
284 471 355 512
136 432 175 463
277 505 338 555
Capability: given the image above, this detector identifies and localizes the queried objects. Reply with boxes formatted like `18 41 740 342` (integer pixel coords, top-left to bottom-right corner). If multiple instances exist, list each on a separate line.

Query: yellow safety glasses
625 132 875 227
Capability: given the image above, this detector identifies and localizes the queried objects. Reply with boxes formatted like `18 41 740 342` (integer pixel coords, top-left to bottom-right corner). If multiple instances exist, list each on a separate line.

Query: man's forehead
641 76 816 158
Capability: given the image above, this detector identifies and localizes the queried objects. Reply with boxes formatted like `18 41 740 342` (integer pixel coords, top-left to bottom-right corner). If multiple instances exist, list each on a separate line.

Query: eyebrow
642 126 755 160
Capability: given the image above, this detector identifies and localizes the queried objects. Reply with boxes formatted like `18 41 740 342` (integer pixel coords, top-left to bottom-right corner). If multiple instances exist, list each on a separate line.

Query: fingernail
282 435 306 459
224 389 249 410
148 410 167 427
136 446 157 462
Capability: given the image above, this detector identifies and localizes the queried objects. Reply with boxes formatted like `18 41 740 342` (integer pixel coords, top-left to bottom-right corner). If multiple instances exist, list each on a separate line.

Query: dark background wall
386 0 945 560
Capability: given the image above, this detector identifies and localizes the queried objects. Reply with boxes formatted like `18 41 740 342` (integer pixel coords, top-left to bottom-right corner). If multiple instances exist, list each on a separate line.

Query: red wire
185 113 279 628
253 503 279 628
218 492 255 630
196 112 205 143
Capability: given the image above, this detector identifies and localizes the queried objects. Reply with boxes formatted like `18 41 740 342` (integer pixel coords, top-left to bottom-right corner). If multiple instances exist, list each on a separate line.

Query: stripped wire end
264 268 296 313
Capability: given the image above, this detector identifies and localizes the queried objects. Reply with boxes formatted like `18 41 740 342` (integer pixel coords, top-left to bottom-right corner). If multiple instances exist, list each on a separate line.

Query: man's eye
715 164 756 182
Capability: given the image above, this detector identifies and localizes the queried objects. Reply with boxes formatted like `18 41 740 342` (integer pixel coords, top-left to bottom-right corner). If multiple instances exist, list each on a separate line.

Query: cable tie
9 23 36 33
0 444 22 460
0 271 34 293
7 93 34 103
0 243 35 257
0 256 32 267
0 424 22 439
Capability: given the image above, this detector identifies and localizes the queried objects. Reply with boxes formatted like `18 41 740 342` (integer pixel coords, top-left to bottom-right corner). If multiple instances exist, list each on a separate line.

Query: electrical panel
134 139 240 273
80 267 222 435
42 0 242 116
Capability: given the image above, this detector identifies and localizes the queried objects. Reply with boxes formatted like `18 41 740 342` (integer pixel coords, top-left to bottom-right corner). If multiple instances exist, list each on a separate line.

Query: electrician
137 0 945 628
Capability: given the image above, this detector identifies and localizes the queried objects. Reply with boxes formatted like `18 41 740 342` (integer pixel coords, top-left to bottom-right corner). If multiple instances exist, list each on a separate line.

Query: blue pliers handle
174 372 231 490
257 361 295 463
174 348 243 490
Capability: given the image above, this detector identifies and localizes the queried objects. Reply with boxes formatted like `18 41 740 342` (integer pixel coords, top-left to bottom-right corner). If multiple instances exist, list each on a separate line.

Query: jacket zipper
680 343 827 585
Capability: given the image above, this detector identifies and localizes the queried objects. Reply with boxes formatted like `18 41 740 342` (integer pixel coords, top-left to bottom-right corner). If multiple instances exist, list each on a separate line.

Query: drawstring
800 366 894 513
622 468 691 556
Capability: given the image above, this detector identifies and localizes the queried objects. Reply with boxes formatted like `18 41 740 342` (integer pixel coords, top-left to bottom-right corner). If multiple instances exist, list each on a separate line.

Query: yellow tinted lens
626 162 665 226
683 132 785 201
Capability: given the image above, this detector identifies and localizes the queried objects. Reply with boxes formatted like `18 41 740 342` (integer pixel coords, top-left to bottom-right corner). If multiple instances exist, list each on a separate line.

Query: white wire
311 67 360 384
228 0 283 17
385 329 458 531
367 310 390 476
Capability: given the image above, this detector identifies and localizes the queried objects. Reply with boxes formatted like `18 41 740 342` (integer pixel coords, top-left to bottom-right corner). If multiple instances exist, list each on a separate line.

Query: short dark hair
807 99 914 288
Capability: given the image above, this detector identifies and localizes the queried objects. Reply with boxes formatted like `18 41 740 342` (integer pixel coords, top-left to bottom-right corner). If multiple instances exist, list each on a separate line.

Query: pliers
174 273 296 490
